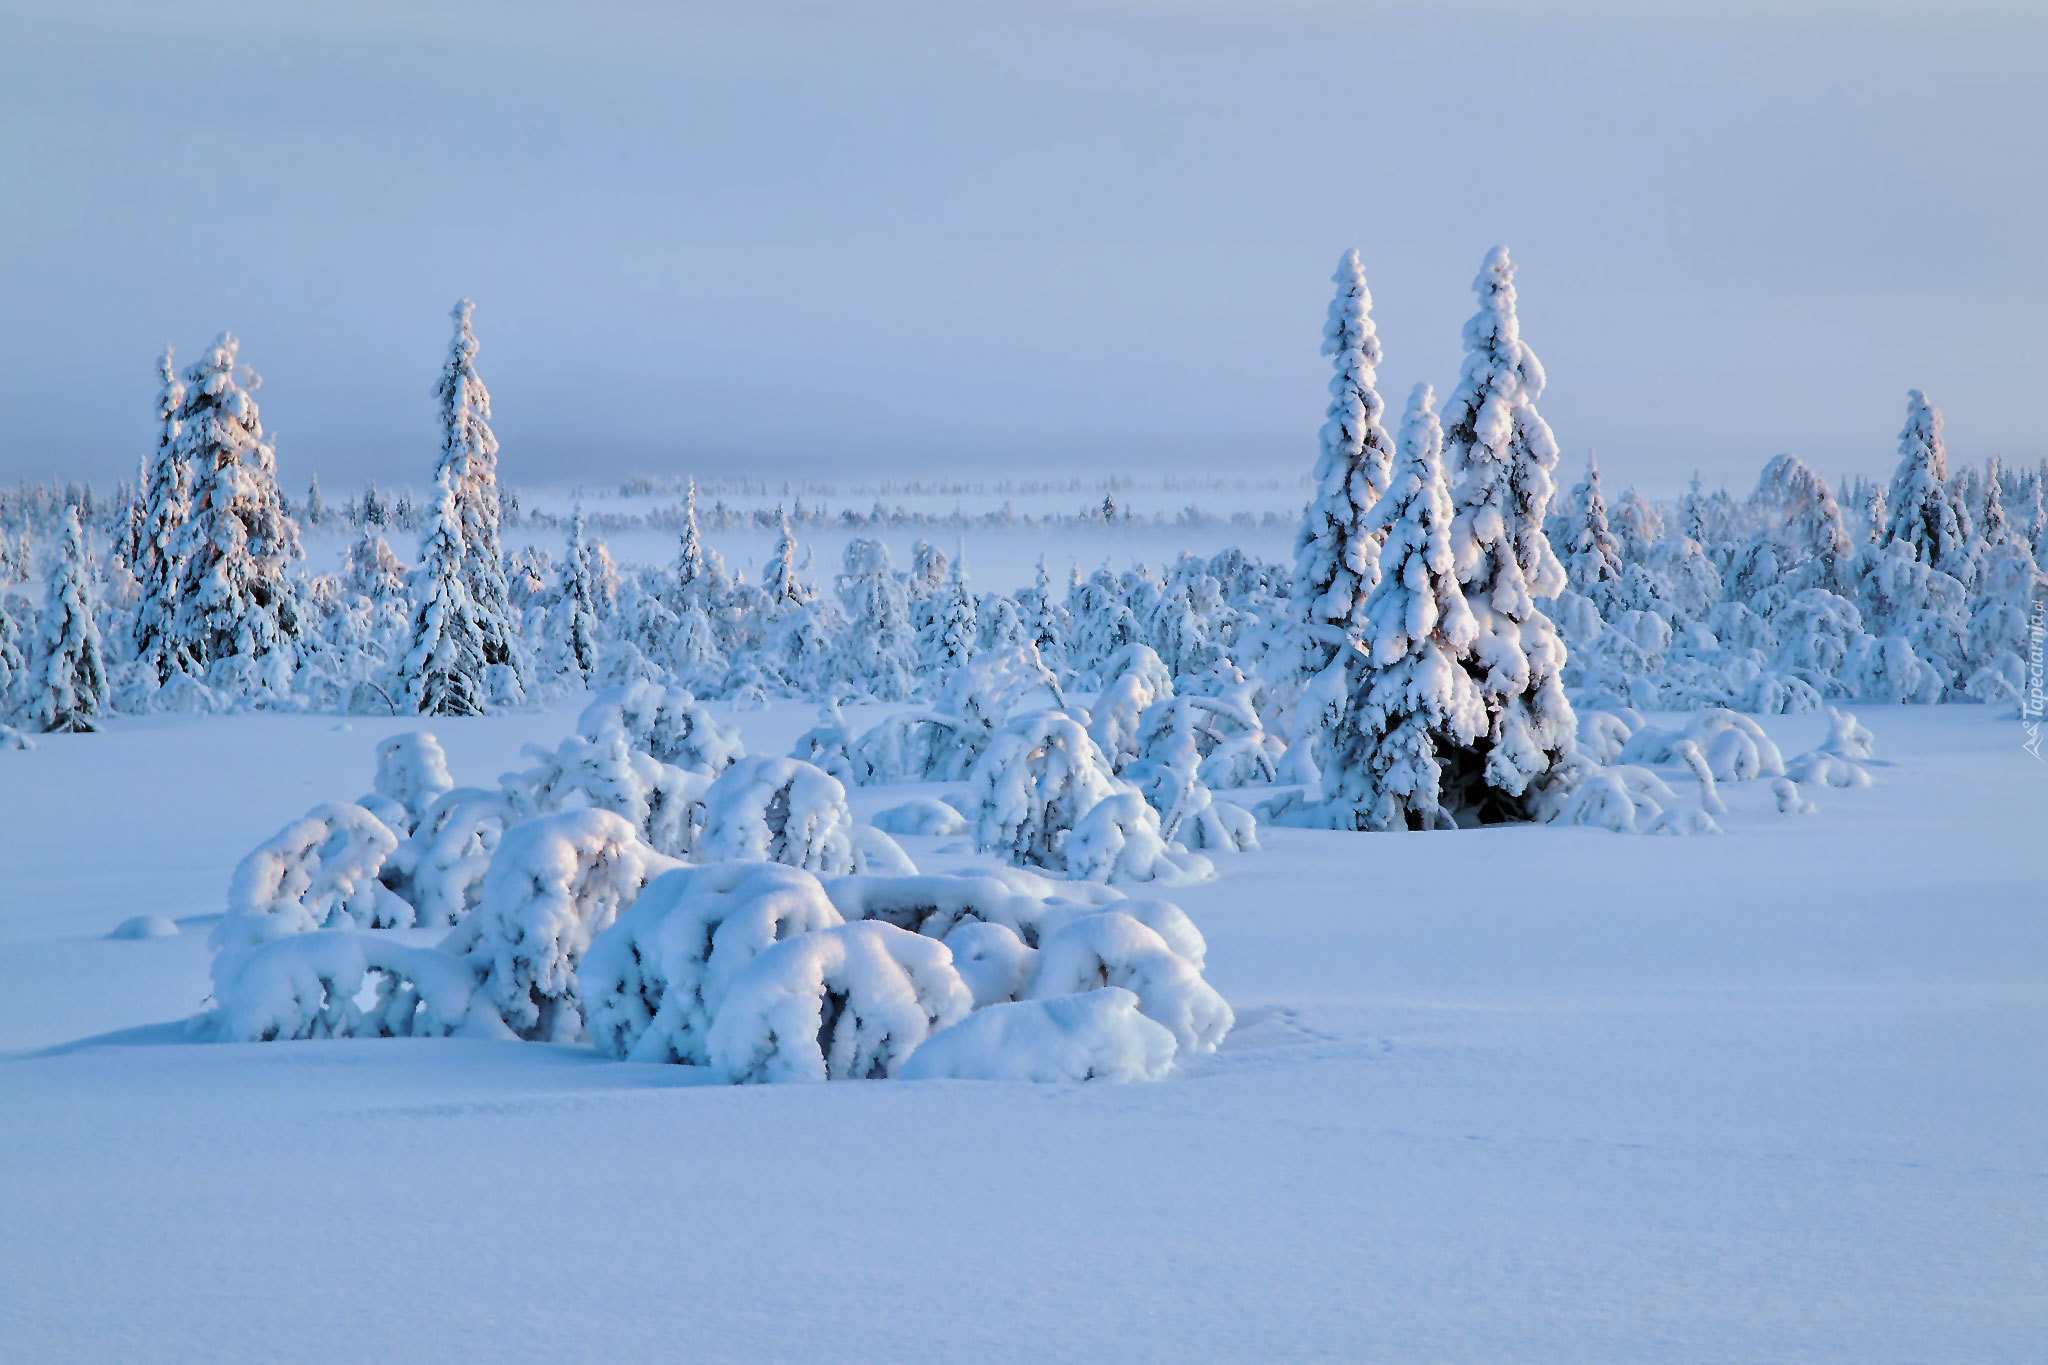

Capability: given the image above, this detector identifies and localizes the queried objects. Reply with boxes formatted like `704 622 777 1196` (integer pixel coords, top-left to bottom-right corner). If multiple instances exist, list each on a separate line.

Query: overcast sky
1 0 2040 496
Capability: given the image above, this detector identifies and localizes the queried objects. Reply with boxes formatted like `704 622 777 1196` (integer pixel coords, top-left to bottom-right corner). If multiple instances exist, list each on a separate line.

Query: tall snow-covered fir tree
1439 246 1574 820
675 477 708 604
1326 384 1484 829
0 591 25 719
32 508 109 733
556 505 602 679
1292 249 1395 673
132 346 189 681
1757 452 1853 594
761 509 805 609
1975 456 2014 552
1884 389 1973 581
304 473 327 527
398 470 488 717
923 545 979 675
434 300 528 697
1562 453 1623 599
163 333 304 691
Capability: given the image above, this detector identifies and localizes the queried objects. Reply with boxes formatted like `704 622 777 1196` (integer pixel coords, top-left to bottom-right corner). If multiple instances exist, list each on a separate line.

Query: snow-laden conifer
674 477 708 604
1562 453 1624 600
434 300 527 696
1292 249 1395 671
1440 247 1574 815
32 508 109 732
164 334 304 693
1884 390 1973 580
132 347 189 681
556 505 602 680
399 470 489 717
1325 385 1485 828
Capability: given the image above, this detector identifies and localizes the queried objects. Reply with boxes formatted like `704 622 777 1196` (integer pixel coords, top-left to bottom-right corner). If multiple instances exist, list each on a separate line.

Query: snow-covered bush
901 989 1179 1084
969 710 1120 872
503 729 710 859
699 755 857 874
1086 643 1174 774
388 786 517 927
1024 910 1233 1056
440 809 664 1042
208 931 499 1043
706 920 974 1082
372 731 452 835
576 680 741 776
216 802 412 962
582 861 846 1064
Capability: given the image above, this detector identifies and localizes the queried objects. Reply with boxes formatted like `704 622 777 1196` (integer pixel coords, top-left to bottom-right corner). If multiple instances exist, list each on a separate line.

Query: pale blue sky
1 0 2040 494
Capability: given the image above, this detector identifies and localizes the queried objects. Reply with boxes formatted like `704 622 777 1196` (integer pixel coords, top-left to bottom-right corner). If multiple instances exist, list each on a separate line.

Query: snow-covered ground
2 702 2043 1361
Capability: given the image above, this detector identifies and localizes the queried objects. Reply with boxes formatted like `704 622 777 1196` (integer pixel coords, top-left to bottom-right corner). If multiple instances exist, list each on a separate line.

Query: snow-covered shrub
1773 777 1816 815
842 643 1063 784
1671 739 1726 815
872 796 968 837
209 931 500 1043
1125 736 1257 854
1819 706 1875 761
440 809 662 1042
389 786 517 927
1087 643 1174 774
576 680 742 776
901 988 1178 1083
789 701 857 783
935 921 1037 1008
503 729 709 859
1064 785 1204 879
1024 911 1233 1056
1575 709 1636 765
706 921 974 1082
372 731 453 835
699 755 856 874
582 861 846 1064
969 710 1120 872
216 803 412 965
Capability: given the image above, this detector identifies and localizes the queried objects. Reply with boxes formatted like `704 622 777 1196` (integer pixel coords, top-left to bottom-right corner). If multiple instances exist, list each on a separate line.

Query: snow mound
108 914 178 940
871 797 969 837
902 988 1178 1083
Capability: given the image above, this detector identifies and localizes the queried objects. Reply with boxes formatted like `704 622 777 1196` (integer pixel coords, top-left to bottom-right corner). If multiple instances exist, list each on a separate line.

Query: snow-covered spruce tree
1975 456 2016 553
304 473 327 528
132 346 189 682
555 506 602 680
836 538 915 699
163 334 304 694
1884 389 1973 581
435 300 527 700
761 508 805 609
923 547 978 677
1323 385 1485 829
674 477 707 605
1756 453 1854 594
1292 249 1395 675
1028 554 1069 671
0 594 25 719
398 470 489 717
1438 246 1575 819
1561 452 1624 603
32 508 109 732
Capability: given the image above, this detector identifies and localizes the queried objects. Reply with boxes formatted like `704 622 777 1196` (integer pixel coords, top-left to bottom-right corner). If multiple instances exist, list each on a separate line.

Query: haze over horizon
3 0 2042 497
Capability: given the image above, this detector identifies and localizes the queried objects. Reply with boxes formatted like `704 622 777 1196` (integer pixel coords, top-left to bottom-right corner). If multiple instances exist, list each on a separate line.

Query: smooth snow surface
2 701 2044 1362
